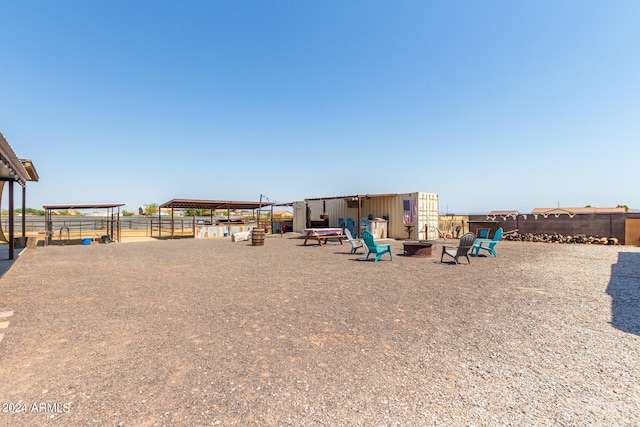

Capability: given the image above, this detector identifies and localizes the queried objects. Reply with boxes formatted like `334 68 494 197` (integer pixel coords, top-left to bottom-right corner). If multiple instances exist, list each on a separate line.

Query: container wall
293 192 438 239
316 199 350 228
400 192 439 241
385 194 410 239
295 199 358 231
363 192 438 240
359 196 393 236
292 201 307 232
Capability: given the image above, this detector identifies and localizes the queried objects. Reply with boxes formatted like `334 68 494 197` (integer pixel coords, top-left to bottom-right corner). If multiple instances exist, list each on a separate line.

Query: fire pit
403 240 435 257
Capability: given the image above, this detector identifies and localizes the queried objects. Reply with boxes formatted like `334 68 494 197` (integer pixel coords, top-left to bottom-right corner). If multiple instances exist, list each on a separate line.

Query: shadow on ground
607 252 640 336
0 246 25 279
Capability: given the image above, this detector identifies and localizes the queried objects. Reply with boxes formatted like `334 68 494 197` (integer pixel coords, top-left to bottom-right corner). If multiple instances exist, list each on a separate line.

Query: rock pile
503 232 619 245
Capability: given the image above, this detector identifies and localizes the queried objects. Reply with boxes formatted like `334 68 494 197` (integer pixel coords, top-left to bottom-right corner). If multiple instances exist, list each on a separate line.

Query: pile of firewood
502 232 619 245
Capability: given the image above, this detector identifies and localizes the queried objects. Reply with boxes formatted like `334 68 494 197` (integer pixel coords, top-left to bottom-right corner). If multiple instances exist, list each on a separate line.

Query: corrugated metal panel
293 198 354 230
306 200 324 225
360 193 438 239
316 198 349 227
362 195 397 238
292 201 307 232
420 192 440 240
388 193 406 239
392 192 439 240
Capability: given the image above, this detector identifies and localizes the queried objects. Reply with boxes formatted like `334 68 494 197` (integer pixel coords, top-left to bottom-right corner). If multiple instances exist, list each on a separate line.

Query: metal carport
158 199 275 239
0 132 39 259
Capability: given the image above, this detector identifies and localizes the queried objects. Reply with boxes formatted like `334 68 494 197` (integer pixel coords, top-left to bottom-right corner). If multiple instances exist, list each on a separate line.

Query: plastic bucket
82 238 92 245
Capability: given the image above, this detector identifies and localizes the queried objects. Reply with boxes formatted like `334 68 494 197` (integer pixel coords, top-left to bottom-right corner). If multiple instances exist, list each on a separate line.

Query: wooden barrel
252 228 265 246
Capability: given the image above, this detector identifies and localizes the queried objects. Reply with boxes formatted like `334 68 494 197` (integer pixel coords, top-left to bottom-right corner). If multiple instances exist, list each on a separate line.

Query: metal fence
1 215 276 243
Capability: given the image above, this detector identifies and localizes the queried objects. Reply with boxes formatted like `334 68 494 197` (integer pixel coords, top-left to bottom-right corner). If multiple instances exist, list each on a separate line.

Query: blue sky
1 1 638 214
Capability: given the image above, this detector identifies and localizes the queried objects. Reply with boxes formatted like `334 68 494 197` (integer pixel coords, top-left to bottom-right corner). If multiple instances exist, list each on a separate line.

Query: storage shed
292 192 439 240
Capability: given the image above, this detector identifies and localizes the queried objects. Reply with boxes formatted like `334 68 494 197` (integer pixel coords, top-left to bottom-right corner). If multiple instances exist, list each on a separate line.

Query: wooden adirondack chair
440 232 476 265
472 227 503 257
362 231 392 262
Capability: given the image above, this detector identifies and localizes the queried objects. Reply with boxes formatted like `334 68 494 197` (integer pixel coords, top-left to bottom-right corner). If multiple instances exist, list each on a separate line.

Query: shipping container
291 192 439 240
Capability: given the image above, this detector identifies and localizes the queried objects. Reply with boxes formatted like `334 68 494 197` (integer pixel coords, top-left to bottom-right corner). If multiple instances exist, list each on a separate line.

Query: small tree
184 208 206 216
14 208 46 216
144 203 159 216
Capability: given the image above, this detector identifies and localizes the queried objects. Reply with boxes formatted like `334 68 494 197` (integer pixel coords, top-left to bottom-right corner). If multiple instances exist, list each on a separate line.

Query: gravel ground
0 235 639 426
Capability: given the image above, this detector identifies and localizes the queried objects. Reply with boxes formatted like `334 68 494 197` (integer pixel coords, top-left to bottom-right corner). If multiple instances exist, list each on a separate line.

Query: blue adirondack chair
346 218 357 237
362 230 392 262
472 227 503 257
477 228 491 238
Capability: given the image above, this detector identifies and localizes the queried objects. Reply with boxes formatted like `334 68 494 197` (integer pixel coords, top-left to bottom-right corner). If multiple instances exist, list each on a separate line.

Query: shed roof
21 159 39 182
43 203 125 210
160 199 275 210
304 193 398 201
0 132 37 184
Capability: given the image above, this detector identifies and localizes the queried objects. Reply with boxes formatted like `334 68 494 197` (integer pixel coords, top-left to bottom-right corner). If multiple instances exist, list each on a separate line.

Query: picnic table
301 228 344 246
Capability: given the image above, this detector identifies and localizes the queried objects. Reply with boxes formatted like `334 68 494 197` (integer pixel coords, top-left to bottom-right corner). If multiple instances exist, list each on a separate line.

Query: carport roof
43 203 125 210
160 199 275 210
0 132 37 184
304 193 397 201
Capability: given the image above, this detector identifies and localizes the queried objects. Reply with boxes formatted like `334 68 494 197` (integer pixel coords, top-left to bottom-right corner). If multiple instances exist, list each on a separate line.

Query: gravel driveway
0 236 639 426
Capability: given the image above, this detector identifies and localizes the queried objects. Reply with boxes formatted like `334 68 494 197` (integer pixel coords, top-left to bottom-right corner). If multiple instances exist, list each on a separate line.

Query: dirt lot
0 235 639 426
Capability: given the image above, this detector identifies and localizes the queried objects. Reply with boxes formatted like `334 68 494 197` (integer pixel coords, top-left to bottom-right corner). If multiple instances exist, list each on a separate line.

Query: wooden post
8 180 14 259
357 196 362 238
22 185 26 238
45 208 51 246
171 208 175 239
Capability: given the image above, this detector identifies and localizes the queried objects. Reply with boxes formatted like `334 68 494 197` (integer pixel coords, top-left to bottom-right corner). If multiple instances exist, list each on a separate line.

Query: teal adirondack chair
472 227 503 257
362 231 392 262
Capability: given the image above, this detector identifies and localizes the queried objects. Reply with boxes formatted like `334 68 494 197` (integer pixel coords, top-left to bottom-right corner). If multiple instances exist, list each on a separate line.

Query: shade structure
0 132 38 260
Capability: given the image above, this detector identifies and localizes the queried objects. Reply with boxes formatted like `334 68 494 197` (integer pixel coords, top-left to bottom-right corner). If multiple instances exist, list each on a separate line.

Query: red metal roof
43 203 125 210
304 193 398 201
160 199 275 210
